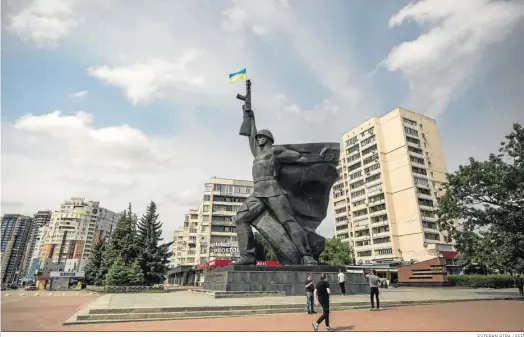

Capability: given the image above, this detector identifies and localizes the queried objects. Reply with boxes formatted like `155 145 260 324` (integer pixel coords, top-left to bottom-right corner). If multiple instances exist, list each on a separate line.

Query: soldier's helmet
255 129 274 143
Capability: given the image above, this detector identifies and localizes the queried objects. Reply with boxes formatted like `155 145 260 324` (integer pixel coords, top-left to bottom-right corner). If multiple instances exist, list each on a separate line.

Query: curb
63 296 523 326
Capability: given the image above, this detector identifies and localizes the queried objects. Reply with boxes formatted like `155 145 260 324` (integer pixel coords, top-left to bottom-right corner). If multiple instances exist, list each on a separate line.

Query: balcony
355 245 372 252
351 202 367 211
368 199 385 208
419 204 434 212
369 208 387 217
372 242 392 250
371 220 389 228
352 213 369 222
354 235 371 242
210 231 236 236
423 227 440 234
372 231 390 239
411 161 426 169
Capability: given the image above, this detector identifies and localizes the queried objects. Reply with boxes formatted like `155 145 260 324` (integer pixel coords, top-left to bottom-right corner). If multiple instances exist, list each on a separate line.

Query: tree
319 237 352 265
136 201 172 285
100 204 140 285
128 259 145 285
105 257 129 286
254 232 276 260
437 123 524 273
84 239 106 285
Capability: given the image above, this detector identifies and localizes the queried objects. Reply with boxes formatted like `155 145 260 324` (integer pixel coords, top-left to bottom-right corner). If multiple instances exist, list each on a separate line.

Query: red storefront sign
256 260 280 266
197 259 280 270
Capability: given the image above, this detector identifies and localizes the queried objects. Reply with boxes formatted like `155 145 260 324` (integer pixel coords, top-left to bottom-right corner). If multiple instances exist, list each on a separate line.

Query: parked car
24 284 37 291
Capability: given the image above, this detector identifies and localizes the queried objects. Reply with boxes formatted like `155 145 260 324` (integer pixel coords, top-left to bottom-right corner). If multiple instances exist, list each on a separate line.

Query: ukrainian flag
229 68 247 83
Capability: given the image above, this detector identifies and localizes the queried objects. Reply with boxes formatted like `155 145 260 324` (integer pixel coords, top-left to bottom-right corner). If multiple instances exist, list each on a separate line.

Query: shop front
49 271 85 291
167 265 198 286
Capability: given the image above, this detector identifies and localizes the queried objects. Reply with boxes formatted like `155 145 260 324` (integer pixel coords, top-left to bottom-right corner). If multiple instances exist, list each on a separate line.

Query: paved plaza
81 286 521 310
1 288 522 331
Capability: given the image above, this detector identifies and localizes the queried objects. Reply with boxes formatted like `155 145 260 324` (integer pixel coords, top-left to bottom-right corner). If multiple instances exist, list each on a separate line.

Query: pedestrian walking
305 273 316 314
515 274 523 295
365 269 381 311
337 269 346 295
312 273 332 332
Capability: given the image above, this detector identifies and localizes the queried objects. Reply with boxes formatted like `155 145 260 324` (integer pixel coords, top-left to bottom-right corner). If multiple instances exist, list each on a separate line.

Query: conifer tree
136 201 173 284
84 239 106 285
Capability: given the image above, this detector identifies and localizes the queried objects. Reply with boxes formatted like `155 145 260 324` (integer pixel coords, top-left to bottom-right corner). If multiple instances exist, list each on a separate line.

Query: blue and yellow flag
229 68 247 83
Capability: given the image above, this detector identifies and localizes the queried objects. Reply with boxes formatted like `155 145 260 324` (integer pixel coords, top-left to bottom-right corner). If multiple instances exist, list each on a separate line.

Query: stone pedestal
202 265 370 296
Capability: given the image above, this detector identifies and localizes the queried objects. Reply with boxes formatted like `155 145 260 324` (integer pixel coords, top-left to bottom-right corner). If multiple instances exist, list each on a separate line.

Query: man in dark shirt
515 274 523 295
305 273 316 314
312 273 332 331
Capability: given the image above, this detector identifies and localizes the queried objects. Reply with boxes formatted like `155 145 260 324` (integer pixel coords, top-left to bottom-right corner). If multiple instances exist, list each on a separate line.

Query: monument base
202 265 370 296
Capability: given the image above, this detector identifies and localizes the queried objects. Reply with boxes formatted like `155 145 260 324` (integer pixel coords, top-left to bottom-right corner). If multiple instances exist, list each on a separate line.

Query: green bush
448 274 515 288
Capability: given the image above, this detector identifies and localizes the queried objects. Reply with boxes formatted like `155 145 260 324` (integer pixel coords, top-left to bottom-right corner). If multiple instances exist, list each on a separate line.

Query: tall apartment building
21 210 52 280
172 177 253 267
1 214 34 285
172 209 199 266
333 107 453 263
39 197 121 272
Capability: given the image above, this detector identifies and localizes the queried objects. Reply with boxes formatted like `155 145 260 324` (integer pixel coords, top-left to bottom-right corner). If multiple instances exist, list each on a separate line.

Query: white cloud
384 0 524 117
275 93 339 123
5 0 81 47
1 110 253 237
87 52 206 105
70 90 88 98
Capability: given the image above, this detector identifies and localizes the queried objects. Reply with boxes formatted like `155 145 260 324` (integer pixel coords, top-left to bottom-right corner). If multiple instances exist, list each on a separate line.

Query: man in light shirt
337 269 346 296
365 269 381 311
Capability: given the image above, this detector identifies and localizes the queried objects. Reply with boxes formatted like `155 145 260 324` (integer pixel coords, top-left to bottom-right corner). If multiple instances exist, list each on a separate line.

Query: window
414 177 429 186
365 173 381 183
349 171 362 180
408 146 423 154
348 162 362 173
424 233 440 241
363 153 379 165
350 180 365 190
368 193 384 202
403 118 417 126
357 250 372 257
348 153 361 162
404 127 419 137
362 144 377 157
369 203 386 213
367 184 382 193
412 166 427 175
422 221 437 230
364 163 380 174
356 240 371 247
421 210 434 218
353 208 368 218
430 172 434 178
417 187 431 195
373 237 390 245
375 248 393 255
410 155 425 165
372 225 389 234
347 144 360 155
346 136 358 147
418 198 434 207
351 189 366 198
203 205 210 212
361 135 376 147
352 199 366 207
406 136 420 145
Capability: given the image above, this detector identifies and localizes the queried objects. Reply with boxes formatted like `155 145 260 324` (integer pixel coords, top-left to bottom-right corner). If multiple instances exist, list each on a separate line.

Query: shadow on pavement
333 325 354 332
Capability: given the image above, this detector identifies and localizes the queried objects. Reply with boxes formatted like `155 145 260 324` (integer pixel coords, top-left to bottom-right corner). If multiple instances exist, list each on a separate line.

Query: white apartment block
333 107 454 264
172 178 253 267
39 197 121 272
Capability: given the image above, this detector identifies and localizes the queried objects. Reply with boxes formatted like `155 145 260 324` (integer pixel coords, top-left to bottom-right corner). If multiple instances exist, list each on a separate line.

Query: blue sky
2 0 524 240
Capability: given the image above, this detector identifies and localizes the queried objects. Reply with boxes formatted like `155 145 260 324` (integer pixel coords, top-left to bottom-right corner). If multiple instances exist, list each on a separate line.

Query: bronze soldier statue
234 101 334 266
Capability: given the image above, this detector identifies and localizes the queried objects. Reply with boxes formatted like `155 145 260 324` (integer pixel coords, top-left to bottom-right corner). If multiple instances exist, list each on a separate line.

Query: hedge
86 284 165 293
448 274 515 289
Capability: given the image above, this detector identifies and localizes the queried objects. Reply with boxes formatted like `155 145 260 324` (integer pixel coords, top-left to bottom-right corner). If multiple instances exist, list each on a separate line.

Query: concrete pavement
65 287 523 324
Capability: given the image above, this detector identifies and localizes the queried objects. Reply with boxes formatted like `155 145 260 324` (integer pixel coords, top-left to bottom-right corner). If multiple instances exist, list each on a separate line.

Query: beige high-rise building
172 209 199 266
333 107 453 264
39 197 121 271
172 177 254 267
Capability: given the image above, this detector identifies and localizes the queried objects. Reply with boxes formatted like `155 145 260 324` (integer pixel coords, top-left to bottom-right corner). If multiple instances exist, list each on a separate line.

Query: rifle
237 79 252 136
